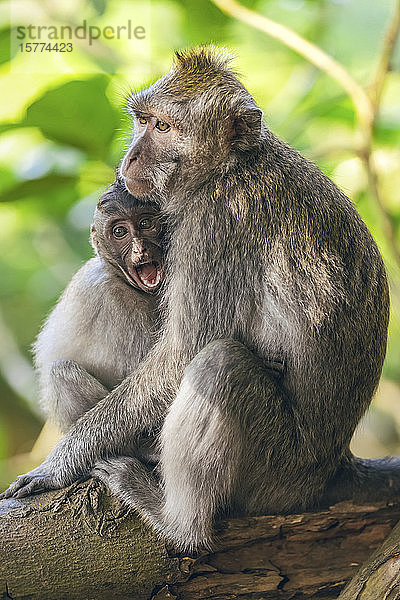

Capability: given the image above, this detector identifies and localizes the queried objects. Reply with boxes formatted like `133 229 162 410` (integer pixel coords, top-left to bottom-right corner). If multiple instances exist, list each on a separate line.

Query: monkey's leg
92 371 238 553
94 339 284 552
158 339 285 551
48 359 109 431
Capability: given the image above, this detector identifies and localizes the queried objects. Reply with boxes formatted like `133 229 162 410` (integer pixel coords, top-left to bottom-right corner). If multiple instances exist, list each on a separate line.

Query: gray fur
1 48 396 553
34 256 158 430
31 178 162 435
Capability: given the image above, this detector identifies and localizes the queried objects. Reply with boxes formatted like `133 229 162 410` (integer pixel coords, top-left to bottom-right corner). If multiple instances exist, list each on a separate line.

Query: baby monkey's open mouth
120 261 163 293
135 262 163 291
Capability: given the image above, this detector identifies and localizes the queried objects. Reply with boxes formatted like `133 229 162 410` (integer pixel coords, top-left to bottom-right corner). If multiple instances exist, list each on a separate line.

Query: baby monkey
34 178 164 435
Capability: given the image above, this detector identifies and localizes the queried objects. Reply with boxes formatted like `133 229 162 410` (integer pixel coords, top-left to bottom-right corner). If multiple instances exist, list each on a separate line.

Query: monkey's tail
320 453 400 506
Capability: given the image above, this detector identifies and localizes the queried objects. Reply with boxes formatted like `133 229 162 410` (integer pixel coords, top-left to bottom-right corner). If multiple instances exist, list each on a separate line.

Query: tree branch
338 519 400 599
369 1 400 109
1 479 400 599
360 0 400 268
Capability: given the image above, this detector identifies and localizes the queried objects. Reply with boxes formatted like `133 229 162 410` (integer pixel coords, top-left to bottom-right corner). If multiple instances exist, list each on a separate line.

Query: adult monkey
2 47 400 552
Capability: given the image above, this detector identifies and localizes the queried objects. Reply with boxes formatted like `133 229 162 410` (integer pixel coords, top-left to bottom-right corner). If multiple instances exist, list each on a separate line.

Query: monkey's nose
131 241 148 258
121 147 140 176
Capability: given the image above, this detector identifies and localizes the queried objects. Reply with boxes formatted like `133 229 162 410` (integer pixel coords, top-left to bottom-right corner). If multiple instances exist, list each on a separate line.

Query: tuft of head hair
129 45 242 113
97 178 126 211
157 45 242 99
173 45 235 76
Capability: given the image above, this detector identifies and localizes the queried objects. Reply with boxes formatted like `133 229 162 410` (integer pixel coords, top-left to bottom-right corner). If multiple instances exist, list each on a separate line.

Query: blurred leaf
23 77 119 160
0 123 25 135
0 169 17 193
0 29 18 66
0 29 11 66
293 91 354 123
80 44 123 75
90 0 107 15
0 377 42 461
178 0 229 44
0 174 79 202
374 125 400 148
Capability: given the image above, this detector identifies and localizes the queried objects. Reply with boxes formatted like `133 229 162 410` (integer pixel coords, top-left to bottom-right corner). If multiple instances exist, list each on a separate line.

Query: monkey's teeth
136 262 162 289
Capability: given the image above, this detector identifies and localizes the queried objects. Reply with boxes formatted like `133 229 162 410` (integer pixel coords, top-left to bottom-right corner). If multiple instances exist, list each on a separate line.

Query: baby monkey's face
92 197 164 294
107 205 163 293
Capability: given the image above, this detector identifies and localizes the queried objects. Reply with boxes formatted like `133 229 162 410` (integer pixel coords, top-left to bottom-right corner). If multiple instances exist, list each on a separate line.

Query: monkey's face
92 203 164 294
120 112 184 198
119 49 265 200
120 93 238 200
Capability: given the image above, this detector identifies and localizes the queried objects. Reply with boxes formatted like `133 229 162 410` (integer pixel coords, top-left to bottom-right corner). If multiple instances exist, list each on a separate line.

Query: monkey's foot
92 457 213 553
92 456 166 530
92 456 161 509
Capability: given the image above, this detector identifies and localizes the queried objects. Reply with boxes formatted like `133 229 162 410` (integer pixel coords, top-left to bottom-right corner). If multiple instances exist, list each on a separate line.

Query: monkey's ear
232 104 263 151
90 224 99 254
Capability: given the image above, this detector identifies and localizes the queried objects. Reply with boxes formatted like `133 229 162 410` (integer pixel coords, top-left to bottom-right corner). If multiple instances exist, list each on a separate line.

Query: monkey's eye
138 116 147 125
112 225 128 238
155 120 170 132
139 218 153 230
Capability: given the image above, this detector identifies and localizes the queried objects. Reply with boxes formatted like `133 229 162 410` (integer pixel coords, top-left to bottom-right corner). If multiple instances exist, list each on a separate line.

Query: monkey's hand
0 460 67 500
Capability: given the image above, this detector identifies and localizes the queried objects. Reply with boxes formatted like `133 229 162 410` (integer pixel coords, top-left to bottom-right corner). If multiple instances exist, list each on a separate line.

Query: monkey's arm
34 259 110 420
0 339 177 499
34 256 157 431
46 359 109 432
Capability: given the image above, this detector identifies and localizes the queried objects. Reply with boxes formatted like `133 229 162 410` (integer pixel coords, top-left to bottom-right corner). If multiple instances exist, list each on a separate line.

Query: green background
1 0 400 488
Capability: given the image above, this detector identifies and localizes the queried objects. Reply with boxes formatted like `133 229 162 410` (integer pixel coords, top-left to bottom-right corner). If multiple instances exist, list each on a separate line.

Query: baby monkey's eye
139 218 153 229
112 225 128 238
155 120 170 132
138 116 147 125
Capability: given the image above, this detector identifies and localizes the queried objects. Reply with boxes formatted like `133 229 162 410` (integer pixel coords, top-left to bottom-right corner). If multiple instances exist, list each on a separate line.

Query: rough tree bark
1 478 399 600
338 519 400 599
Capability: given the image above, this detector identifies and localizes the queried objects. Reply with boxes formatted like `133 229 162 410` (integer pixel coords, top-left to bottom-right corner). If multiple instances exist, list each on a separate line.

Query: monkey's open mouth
135 262 163 291
120 262 163 293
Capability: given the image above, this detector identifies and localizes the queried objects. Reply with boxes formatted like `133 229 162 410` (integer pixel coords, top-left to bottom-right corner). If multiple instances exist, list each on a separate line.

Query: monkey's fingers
91 458 116 480
0 471 58 500
0 476 31 500
91 466 109 478
13 478 50 498
264 357 286 376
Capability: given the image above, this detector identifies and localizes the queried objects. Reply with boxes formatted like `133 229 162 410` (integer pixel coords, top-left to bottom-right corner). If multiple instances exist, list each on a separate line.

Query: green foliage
0 29 17 65
0 174 79 202
23 78 119 159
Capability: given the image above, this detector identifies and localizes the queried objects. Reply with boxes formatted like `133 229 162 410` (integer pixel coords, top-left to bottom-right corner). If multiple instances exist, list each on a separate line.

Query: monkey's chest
73 302 156 389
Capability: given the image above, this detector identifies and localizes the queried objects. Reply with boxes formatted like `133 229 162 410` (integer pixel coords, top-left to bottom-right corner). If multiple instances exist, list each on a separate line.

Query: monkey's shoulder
65 257 119 296
38 257 156 343
64 257 155 311
34 257 158 387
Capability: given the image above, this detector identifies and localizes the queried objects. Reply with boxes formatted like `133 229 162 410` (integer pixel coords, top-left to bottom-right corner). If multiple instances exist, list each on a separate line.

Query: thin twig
364 154 400 266
361 0 400 267
370 1 400 110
